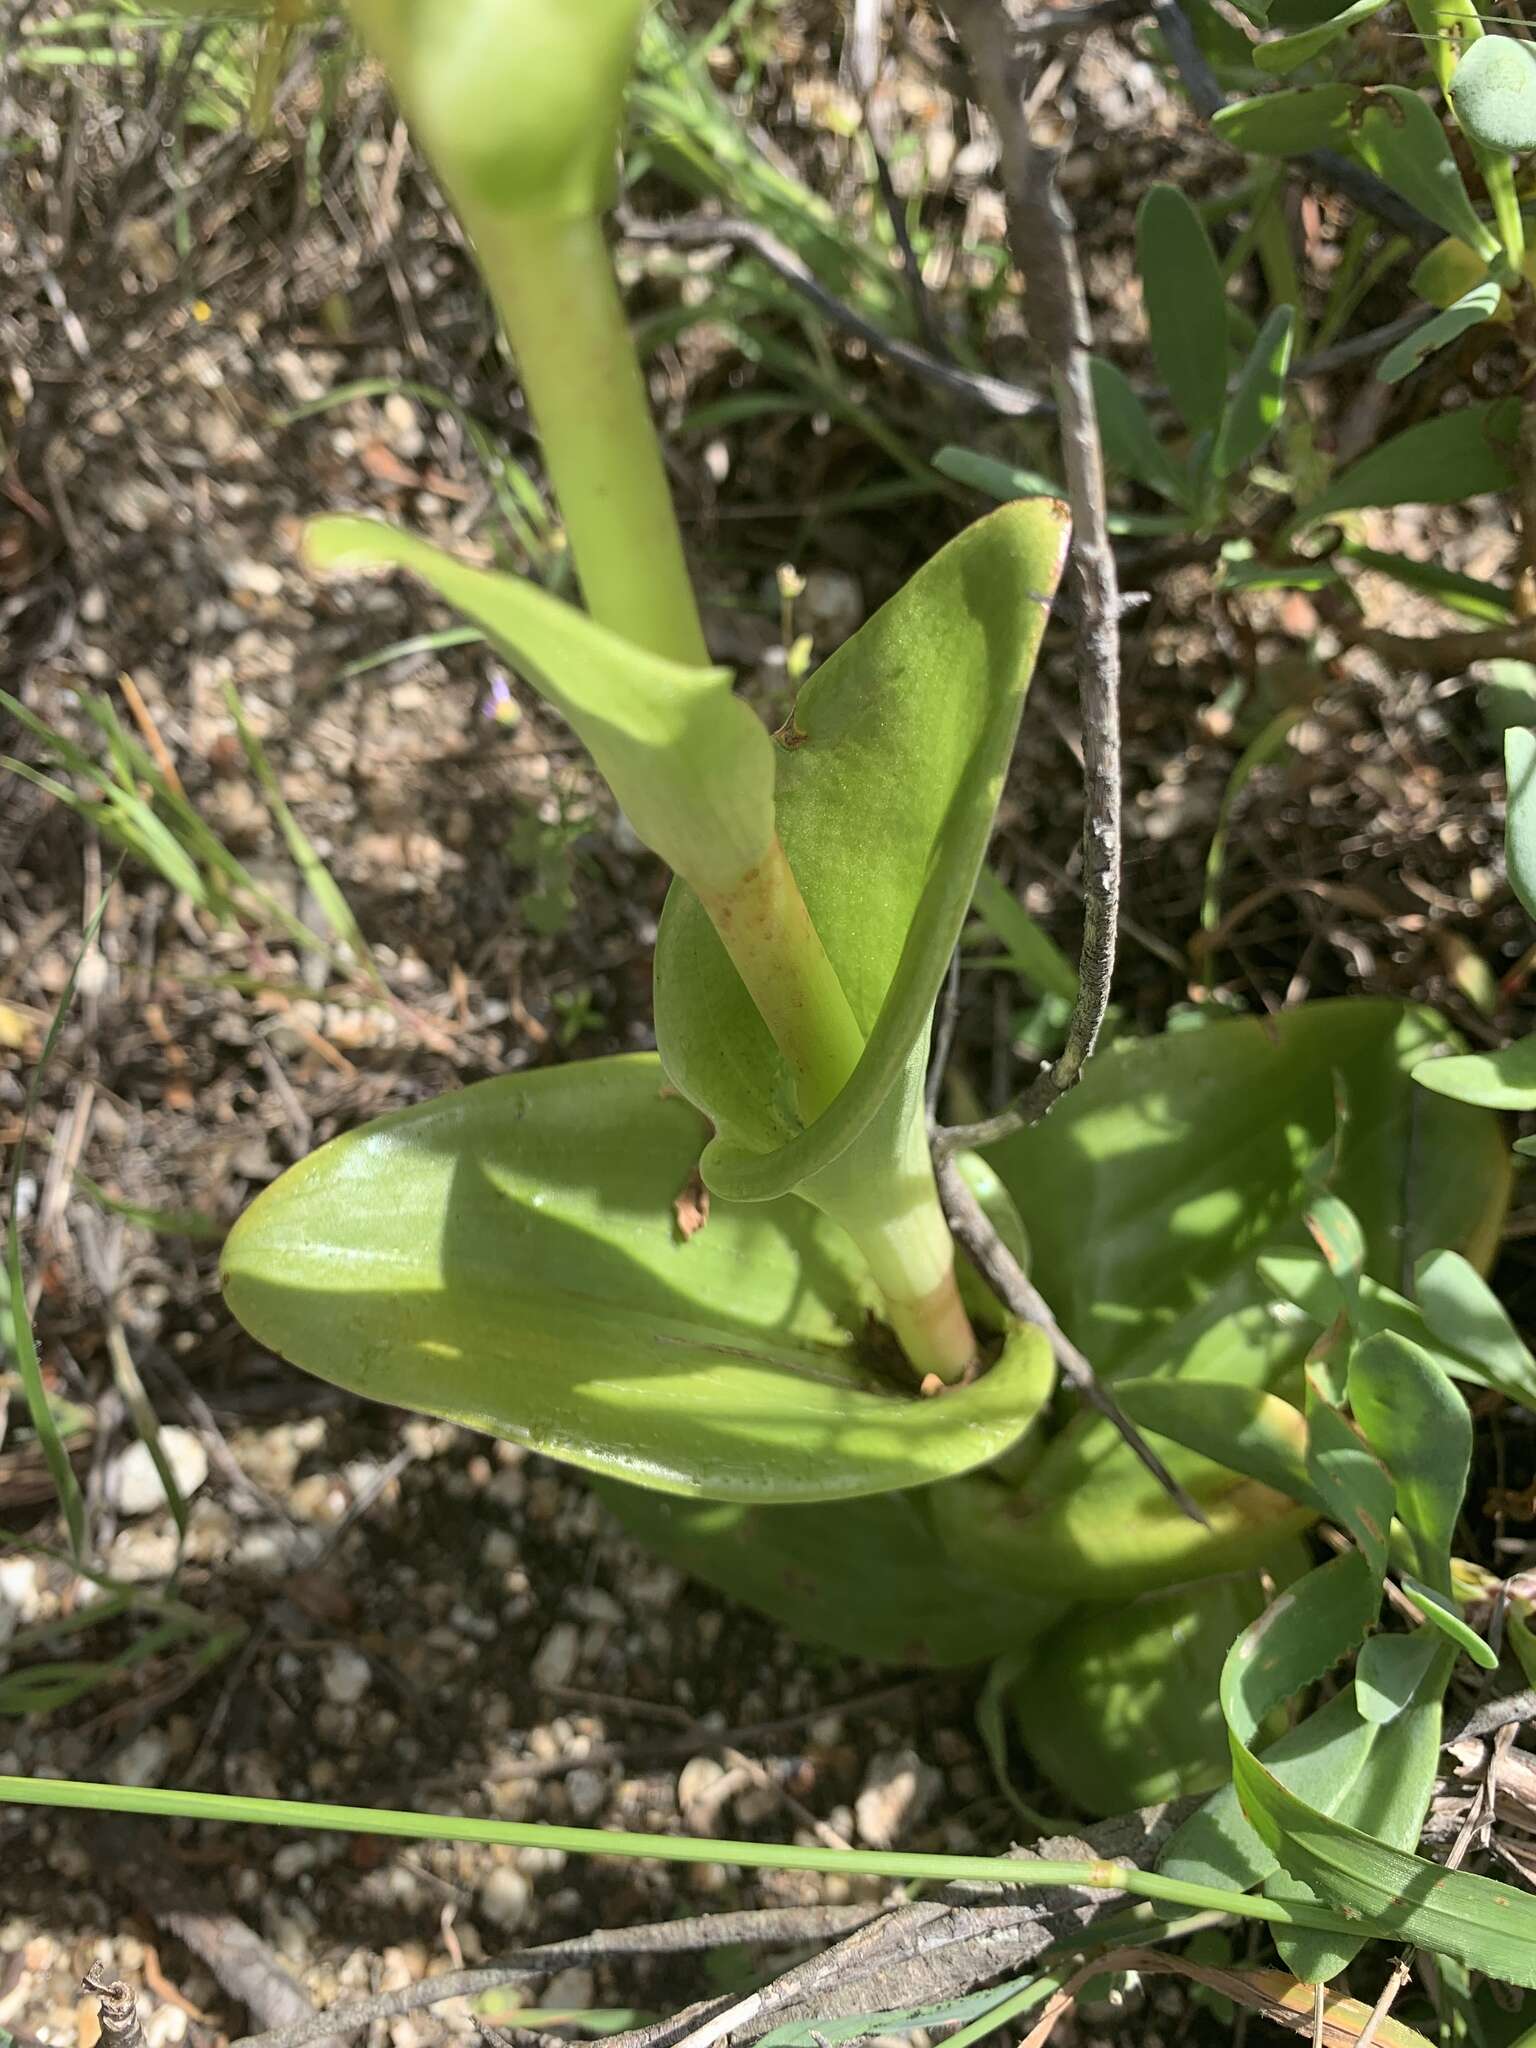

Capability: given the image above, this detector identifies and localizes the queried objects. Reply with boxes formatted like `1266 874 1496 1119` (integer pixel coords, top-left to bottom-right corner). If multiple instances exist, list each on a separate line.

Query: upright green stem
470 209 708 665
467 205 976 1381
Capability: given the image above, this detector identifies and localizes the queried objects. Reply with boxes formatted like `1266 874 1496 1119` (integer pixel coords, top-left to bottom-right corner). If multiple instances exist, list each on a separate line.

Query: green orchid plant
220 0 1515 1811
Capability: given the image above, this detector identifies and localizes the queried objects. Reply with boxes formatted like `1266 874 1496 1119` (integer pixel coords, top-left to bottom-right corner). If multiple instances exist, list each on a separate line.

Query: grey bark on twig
935 0 1124 1147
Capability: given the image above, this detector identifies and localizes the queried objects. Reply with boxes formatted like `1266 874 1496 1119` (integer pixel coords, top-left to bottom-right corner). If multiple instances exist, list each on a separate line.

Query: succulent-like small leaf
1376 284 1503 384
1212 307 1295 478
1507 724 1536 919
1254 0 1391 73
1449 33 1536 154
1290 400 1520 528
1088 357 1191 504
1349 1332 1470 1597
1136 186 1229 436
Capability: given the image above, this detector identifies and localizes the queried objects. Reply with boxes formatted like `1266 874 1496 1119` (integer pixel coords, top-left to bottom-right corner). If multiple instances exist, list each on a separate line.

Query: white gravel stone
530 1622 580 1690
107 1429 209 1517
322 1646 373 1707
855 1748 942 1850
478 1865 533 1932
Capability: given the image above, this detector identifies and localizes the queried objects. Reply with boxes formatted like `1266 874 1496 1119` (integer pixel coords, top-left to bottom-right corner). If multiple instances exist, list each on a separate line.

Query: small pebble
322 1647 372 1707
107 1430 209 1517
477 1865 533 1933
530 1622 580 1690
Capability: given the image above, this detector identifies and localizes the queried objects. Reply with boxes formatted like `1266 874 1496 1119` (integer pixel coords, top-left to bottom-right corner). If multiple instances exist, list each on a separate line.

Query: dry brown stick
616 210 1049 418
231 1908 884 2048
934 1151 1208 1524
934 0 1123 1156
81 1967 147 2048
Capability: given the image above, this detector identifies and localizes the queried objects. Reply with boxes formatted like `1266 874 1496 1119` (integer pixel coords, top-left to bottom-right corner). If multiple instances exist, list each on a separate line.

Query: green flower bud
348 0 647 217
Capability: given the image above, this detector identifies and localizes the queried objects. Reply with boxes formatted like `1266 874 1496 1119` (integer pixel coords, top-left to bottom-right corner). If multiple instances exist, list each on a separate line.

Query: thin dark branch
934 1153 1208 1525
616 210 1049 417
232 1909 883 2048
936 0 1123 1151
1149 0 1440 246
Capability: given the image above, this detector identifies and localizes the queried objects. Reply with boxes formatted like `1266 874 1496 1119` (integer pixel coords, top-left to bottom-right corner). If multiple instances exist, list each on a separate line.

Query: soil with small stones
4 5 1536 2045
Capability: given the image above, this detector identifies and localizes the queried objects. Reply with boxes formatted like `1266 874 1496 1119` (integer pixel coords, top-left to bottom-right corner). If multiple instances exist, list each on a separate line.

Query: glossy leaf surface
655 500 1068 1202
1415 1249 1536 1406
222 1055 1053 1503
1223 1565 1536 1983
604 1004 1507 1656
592 1481 1069 1666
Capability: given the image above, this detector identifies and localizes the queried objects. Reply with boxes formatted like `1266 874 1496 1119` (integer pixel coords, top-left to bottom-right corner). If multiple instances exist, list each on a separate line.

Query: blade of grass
221 683 383 993
0 1775 1396 1944
6 871 121 1560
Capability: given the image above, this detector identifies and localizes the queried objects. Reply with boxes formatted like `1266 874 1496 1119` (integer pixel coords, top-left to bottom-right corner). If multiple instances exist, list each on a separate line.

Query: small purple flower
485 670 519 727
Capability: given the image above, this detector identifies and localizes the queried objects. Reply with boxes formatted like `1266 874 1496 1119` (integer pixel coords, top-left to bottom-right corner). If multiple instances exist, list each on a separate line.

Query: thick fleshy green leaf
1136 185 1229 435
1401 1573 1499 1667
1415 1249 1536 1408
1304 1192 1364 1315
1088 357 1190 504
1213 86 1355 155
1159 1683 1376 1898
1350 90 1502 265
606 1003 1508 1662
1349 1332 1469 1596
655 500 1069 1201
1377 284 1504 384
1211 307 1295 478
1414 1032 1536 1108
592 1479 1070 1666
991 1001 1509 1377
1449 33 1536 155
1260 1251 1535 1406
1354 1631 1443 1724
1113 1380 1322 1509
1306 1389 1392 1582
1291 401 1521 529
1507 724 1536 920
1254 0 1391 73
221 1054 1054 1504
304 516 774 897
1269 1646 1450 1981
1011 1571 1289 1815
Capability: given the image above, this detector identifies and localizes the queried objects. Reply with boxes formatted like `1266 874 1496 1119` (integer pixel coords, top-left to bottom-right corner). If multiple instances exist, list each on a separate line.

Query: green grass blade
6 875 120 1560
